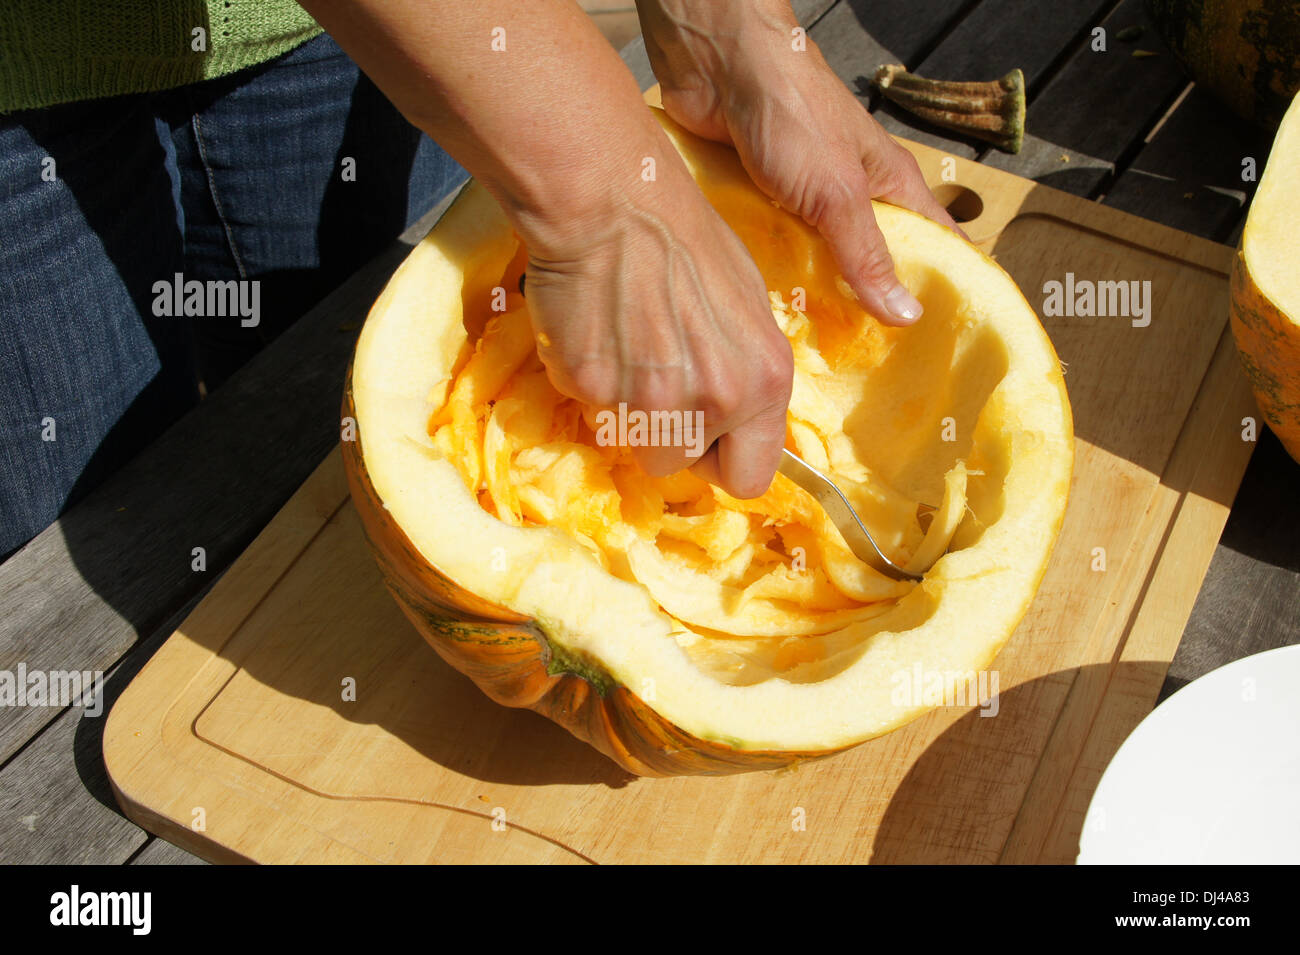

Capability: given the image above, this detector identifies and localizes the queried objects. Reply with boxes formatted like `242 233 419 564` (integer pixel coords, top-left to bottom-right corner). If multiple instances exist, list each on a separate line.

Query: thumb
813 171 923 327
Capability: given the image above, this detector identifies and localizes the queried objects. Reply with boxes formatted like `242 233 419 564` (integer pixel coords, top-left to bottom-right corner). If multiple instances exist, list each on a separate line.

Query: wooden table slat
819 0 979 75
1162 432 1300 702
0 577 214 863
1101 86 1273 241
0 680 148 864
983 0 1189 196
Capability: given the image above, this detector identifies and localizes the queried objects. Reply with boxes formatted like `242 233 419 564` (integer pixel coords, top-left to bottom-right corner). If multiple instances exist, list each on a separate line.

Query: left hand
639 0 962 326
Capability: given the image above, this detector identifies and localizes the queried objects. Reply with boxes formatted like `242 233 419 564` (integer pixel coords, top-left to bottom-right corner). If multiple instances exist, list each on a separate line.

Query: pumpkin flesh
1231 91 1300 461
429 287 976 645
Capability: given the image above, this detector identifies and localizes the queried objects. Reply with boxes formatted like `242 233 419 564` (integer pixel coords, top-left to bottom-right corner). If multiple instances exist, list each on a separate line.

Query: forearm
297 0 672 254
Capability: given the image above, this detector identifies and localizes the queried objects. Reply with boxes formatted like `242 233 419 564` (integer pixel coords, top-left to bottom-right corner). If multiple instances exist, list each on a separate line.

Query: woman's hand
300 0 793 498
524 152 793 499
640 0 962 325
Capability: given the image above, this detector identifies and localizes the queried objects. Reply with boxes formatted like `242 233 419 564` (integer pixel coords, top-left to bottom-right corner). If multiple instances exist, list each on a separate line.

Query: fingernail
884 284 924 323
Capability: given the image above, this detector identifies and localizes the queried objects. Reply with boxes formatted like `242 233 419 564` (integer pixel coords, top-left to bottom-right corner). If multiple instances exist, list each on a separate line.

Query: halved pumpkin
343 110 1073 776
1230 91 1300 462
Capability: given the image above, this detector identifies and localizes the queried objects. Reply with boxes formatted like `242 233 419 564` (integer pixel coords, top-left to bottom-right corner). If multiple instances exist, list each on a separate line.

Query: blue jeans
0 34 468 558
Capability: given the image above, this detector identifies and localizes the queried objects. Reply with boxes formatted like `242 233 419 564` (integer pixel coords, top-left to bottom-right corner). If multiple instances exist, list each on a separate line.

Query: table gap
1087 82 1195 202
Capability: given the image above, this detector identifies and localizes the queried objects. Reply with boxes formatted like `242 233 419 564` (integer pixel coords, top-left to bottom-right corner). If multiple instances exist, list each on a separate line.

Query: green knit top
0 1 323 113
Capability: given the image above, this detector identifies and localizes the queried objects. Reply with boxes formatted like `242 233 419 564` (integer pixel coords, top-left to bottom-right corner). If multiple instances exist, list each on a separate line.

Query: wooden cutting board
103 132 1257 864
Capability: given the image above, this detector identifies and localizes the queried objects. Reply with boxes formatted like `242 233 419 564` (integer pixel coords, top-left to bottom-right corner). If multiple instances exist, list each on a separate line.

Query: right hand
640 0 962 325
521 156 793 500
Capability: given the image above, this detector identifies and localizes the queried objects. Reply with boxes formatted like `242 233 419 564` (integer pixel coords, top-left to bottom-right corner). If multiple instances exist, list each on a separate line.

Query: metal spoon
777 448 935 582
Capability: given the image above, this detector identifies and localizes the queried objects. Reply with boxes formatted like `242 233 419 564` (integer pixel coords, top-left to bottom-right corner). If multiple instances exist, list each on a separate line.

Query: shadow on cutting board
77 441 1192 862
80 594 1173 862
80 481 1181 864
871 659 1173 864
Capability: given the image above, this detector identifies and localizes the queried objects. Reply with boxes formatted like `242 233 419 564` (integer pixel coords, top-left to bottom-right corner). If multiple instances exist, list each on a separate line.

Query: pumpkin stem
873 64 1026 153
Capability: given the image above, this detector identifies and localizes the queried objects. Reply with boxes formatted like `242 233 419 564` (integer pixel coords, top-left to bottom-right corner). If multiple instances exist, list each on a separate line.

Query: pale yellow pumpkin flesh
429 290 972 640
1230 92 1300 465
1242 97 1300 330
349 110 1073 752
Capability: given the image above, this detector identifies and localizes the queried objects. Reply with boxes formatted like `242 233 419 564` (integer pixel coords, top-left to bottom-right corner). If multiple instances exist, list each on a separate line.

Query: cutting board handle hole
931 184 984 224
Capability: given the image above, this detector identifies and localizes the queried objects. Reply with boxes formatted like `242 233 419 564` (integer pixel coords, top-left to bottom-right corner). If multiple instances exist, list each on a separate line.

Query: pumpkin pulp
428 259 972 663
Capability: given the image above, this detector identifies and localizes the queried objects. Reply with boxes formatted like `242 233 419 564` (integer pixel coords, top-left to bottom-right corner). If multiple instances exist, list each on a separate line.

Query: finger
630 396 733 478
687 313 793 494
622 366 716 477
710 400 789 500
870 146 969 240
629 417 711 477
539 356 616 410
687 442 723 487
815 172 924 327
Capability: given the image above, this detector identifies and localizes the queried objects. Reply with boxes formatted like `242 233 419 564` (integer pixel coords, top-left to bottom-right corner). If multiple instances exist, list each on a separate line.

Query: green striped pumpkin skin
1147 0 1300 128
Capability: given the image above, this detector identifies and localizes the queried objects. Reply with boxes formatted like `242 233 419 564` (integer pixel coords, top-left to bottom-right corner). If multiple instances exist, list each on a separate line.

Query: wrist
641 0 798 95
489 114 693 262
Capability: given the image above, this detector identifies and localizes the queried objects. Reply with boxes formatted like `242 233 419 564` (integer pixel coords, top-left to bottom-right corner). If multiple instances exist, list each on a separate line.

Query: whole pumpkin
342 110 1073 776
1146 0 1300 129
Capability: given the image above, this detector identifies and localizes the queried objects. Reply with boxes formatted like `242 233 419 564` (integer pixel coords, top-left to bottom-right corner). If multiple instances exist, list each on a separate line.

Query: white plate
1078 644 1300 864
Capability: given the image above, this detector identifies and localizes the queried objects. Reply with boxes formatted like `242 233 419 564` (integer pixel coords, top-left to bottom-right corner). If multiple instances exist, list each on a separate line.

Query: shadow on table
1214 430 1300 574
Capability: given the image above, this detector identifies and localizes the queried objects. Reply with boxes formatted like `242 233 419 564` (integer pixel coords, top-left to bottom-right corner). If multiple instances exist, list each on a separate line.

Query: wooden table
2 0 1295 865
